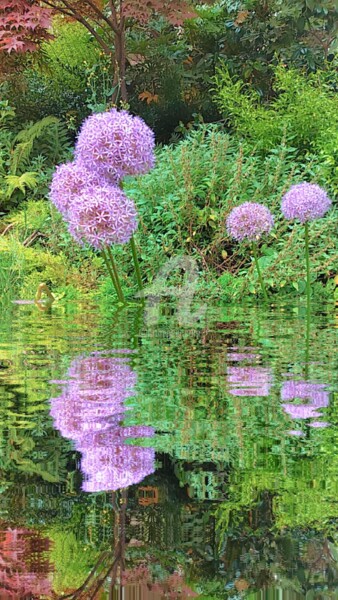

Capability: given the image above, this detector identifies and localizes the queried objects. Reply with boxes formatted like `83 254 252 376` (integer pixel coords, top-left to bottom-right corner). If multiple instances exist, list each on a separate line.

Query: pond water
0 300 337 599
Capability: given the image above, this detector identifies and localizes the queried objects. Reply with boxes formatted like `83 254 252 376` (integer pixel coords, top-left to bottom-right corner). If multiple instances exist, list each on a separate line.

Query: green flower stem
130 236 143 292
252 243 269 302
304 222 311 312
106 246 125 303
101 248 120 300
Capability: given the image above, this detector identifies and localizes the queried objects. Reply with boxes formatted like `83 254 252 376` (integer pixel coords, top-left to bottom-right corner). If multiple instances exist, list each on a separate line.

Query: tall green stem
304 222 311 313
130 236 143 292
101 248 121 300
252 244 269 302
106 247 124 303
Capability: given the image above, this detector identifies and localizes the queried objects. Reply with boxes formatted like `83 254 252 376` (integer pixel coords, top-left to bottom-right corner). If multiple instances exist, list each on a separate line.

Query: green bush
213 65 338 153
123 125 337 299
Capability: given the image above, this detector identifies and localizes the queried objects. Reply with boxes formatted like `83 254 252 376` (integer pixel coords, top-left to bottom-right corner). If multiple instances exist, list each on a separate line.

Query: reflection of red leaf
0 527 53 598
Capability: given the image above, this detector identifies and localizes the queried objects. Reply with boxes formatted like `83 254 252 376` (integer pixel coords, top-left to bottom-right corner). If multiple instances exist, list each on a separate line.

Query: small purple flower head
49 161 102 216
67 185 138 249
226 202 274 242
75 109 155 181
281 182 332 223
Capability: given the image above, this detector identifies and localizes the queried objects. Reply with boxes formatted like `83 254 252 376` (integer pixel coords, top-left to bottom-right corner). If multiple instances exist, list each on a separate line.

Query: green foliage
0 107 70 208
124 125 337 300
213 65 338 159
48 529 101 594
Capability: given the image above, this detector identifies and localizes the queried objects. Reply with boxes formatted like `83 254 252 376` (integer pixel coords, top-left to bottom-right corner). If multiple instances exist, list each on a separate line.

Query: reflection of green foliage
48 529 101 594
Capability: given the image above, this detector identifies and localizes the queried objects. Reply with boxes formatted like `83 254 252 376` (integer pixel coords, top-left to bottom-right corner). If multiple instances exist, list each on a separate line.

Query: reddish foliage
122 0 197 25
0 526 53 599
0 0 52 53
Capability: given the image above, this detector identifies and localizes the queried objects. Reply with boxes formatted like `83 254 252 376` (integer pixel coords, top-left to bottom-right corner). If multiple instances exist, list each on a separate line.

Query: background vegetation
0 0 337 304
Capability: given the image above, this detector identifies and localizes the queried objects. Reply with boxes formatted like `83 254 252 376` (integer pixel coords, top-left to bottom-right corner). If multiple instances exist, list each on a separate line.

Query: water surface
0 301 337 598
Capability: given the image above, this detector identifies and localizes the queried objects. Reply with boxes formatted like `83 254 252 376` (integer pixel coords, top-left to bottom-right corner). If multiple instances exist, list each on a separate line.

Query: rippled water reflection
0 301 336 598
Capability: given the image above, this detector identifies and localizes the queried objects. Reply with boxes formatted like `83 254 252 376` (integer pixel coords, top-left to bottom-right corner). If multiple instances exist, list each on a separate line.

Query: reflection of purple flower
228 347 260 362
281 182 331 223
281 381 329 408
226 202 274 242
75 109 155 181
282 404 321 420
281 380 329 427
67 186 138 249
50 353 155 492
288 430 304 437
310 421 329 428
227 366 272 396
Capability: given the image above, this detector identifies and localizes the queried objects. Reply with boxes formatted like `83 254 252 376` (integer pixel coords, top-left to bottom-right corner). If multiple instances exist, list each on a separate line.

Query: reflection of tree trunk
110 488 127 598
59 489 128 600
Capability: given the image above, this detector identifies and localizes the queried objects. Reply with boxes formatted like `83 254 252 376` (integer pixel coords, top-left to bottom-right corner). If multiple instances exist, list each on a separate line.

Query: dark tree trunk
112 24 127 103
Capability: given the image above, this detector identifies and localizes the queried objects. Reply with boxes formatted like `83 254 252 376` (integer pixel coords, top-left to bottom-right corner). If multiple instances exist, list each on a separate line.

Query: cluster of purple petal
281 182 332 224
281 380 330 431
68 186 138 249
226 202 274 242
49 109 155 250
74 108 155 181
50 353 155 492
49 161 102 217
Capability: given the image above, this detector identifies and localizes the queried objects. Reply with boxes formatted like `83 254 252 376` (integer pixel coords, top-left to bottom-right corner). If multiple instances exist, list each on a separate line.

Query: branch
83 0 119 34
109 0 119 29
43 0 113 54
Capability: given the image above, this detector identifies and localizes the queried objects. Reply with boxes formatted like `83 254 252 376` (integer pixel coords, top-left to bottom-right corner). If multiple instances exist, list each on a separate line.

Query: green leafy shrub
0 102 70 209
214 65 338 152
121 126 337 299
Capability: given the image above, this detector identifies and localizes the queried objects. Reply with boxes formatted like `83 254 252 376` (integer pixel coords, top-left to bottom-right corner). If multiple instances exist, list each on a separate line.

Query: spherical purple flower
49 161 103 216
75 109 155 181
226 202 274 242
281 182 332 223
67 185 138 249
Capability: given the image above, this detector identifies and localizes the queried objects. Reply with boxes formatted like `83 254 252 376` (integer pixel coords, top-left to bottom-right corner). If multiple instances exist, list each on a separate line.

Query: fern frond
10 140 34 175
11 116 70 172
5 172 38 198
14 116 60 144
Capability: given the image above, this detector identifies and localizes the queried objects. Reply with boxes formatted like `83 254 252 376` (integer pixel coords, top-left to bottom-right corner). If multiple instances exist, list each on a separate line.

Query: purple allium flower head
75 108 155 181
226 202 274 242
67 185 138 249
49 161 102 217
281 182 332 223
49 352 155 492
227 366 272 396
